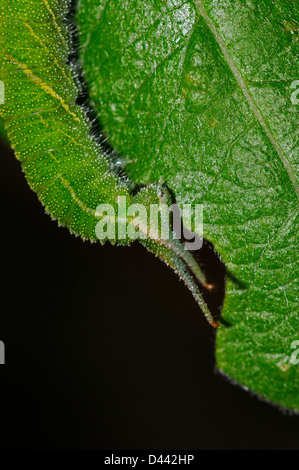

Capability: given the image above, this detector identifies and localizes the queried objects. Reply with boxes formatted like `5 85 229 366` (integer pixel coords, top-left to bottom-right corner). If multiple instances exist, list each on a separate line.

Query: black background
0 140 299 450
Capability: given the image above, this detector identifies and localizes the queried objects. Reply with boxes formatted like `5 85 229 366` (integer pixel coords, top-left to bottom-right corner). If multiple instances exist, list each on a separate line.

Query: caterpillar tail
133 184 219 328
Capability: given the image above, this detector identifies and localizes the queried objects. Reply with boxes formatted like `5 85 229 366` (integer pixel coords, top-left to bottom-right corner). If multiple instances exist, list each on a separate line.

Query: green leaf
76 0 299 411
1 0 298 412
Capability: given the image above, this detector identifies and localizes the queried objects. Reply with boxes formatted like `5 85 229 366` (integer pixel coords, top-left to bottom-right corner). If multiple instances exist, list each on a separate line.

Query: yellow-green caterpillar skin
0 0 216 326
0 0 131 242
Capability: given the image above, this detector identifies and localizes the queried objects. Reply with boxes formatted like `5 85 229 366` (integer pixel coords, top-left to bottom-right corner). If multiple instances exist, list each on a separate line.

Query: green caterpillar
0 0 218 327
0 0 130 241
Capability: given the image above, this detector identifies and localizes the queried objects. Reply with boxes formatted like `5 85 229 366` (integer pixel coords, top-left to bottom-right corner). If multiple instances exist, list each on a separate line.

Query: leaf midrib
194 0 299 199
